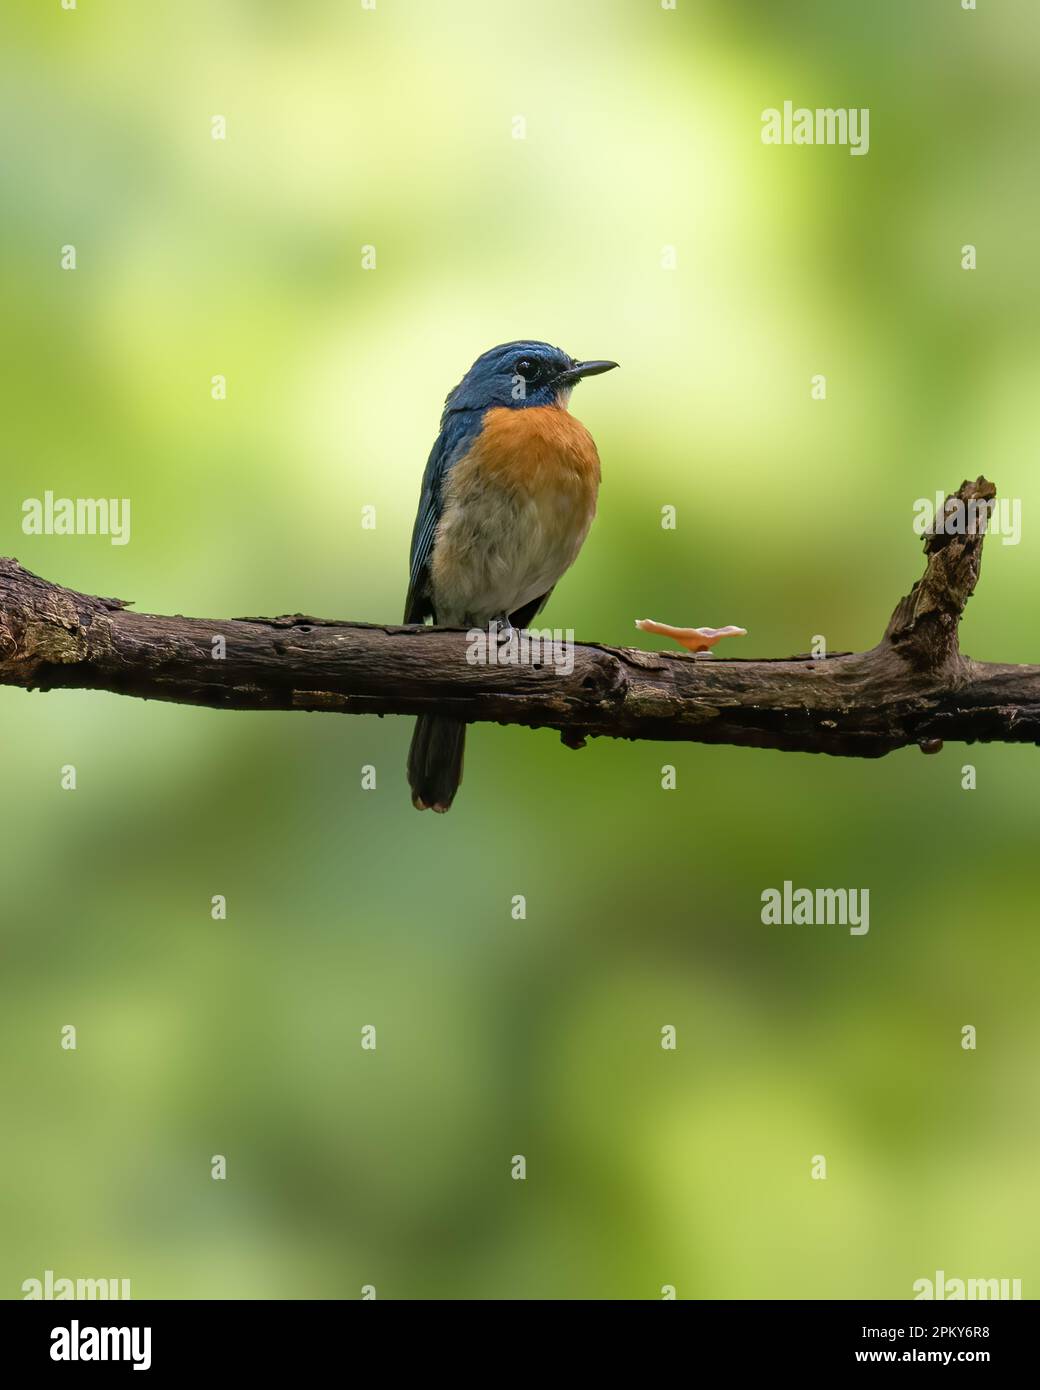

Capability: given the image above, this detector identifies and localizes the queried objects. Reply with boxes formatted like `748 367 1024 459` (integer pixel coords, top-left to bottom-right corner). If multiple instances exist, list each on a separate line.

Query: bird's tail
407 715 466 812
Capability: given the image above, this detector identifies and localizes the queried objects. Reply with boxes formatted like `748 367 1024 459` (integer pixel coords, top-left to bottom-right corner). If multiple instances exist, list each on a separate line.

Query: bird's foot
490 615 515 645
634 618 747 655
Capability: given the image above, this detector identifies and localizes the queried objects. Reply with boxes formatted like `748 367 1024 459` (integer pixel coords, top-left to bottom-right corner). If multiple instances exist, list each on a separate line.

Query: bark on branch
1 477 1037 757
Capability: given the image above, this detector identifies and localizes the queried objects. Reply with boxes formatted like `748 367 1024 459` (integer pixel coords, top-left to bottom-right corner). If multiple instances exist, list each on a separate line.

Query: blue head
443 340 618 417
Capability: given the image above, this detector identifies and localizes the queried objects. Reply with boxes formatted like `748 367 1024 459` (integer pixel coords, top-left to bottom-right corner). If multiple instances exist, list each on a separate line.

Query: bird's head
443 340 618 415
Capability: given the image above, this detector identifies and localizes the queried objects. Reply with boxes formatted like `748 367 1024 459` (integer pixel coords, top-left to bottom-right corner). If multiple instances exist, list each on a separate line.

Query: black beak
556 359 619 387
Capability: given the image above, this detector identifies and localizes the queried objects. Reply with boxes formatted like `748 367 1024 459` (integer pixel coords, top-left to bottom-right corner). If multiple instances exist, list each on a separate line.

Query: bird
403 340 618 811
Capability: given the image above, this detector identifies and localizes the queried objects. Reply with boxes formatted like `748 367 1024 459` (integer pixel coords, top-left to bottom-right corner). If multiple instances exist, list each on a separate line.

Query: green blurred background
2 0 1038 1299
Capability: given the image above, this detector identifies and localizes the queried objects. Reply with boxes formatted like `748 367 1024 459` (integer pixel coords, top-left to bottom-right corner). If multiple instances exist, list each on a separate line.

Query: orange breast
430 404 602 624
465 405 601 501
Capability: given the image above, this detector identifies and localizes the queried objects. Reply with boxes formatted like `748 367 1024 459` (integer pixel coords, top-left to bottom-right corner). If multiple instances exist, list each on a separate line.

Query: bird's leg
490 614 515 645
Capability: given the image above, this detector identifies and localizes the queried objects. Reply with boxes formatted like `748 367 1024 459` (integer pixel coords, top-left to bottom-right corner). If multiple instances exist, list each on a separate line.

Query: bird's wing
404 410 483 624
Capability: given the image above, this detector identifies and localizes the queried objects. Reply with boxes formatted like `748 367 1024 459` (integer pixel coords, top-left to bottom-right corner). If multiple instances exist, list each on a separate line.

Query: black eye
515 357 541 382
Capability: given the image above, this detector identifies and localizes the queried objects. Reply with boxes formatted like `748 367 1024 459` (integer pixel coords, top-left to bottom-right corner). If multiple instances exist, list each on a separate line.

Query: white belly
431 481 593 627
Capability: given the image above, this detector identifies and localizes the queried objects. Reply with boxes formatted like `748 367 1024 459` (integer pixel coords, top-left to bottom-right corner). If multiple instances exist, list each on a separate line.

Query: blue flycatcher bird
404 340 618 811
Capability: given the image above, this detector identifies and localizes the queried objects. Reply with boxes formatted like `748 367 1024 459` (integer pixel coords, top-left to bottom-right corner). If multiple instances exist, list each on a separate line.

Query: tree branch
1 477 1037 757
